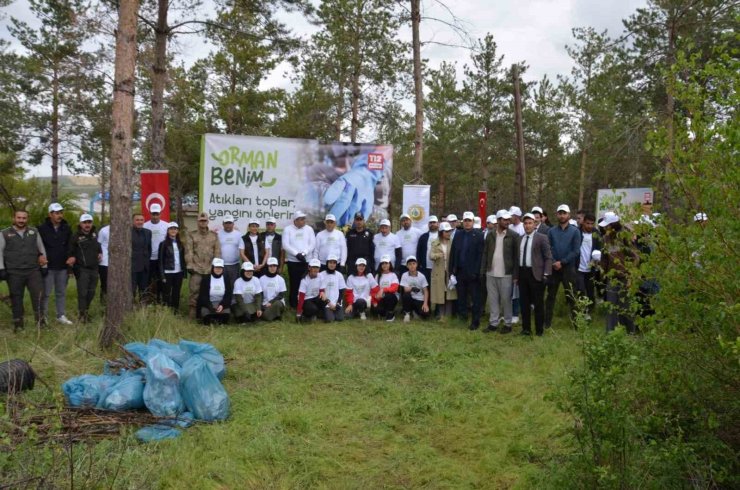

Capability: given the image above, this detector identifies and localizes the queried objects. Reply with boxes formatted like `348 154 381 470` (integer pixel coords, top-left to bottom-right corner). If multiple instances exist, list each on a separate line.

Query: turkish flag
141 170 170 222
478 191 487 224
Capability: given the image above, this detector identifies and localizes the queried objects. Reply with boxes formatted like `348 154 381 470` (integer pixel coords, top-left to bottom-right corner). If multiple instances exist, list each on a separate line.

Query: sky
1 0 647 176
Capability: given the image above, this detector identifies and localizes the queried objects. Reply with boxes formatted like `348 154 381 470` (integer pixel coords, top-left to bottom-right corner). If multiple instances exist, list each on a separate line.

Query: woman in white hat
232 262 263 324
345 258 378 320
259 257 287 321
429 222 457 319
372 255 399 321
158 222 186 313
196 258 233 325
318 255 346 322
296 259 326 322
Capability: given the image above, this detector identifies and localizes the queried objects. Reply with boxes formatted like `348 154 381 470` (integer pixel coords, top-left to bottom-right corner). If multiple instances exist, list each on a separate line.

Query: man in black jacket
449 211 485 330
67 214 102 323
38 202 73 324
131 213 152 304
259 217 284 271
415 215 439 285
346 212 375 276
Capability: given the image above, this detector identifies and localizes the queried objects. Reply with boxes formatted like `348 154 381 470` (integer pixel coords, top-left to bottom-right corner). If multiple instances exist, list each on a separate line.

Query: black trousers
351 298 368 314
162 272 184 312
302 296 327 319
75 267 98 314
98 265 108 302
576 270 597 312
372 294 398 316
401 293 429 318
456 275 482 326
519 267 545 335
147 259 163 303
545 265 577 327
287 261 307 308
7 268 44 326
132 269 149 303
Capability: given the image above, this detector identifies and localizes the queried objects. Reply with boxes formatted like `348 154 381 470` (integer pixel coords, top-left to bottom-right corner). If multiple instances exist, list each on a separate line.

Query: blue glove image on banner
324 152 384 225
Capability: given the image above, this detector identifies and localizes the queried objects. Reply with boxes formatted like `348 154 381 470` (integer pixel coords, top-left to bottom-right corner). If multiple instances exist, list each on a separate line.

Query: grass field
1 285 588 489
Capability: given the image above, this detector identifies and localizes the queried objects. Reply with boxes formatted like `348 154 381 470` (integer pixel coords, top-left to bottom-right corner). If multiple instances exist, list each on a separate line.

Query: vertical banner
478 191 487 223
402 185 430 231
141 170 170 222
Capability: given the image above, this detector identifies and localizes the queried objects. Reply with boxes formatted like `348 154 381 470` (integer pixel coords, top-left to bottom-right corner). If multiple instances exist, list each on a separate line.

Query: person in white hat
396 213 422 276
481 209 520 333
372 254 400 321
283 211 316 309
373 218 401 272
131 212 152 304
185 212 221 319
429 221 457 318
531 206 550 235
239 218 266 278
296 258 325 322
508 206 524 236
575 212 602 318
143 202 169 303
399 255 430 322
218 214 242 287
66 214 102 323
446 214 459 241
259 257 287 321
450 211 485 330
599 213 638 334
232 262 263 324
545 204 582 329
483 215 496 240
260 216 284 272
345 257 378 320
196 257 232 325
416 215 439 285
158 222 186 313
315 214 347 271
319 254 347 322
38 202 74 325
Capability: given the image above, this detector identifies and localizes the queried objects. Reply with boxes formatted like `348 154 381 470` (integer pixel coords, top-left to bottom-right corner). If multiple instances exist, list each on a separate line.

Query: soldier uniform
185 213 221 318
0 225 47 331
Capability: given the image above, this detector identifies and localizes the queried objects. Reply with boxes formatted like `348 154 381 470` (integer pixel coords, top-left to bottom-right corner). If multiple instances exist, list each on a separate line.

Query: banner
141 170 170 221
596 187 653 217
478 191 487 224
201 134 393 230
402 185 430 231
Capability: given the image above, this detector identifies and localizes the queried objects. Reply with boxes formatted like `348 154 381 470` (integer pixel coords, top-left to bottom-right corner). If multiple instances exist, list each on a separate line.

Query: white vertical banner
402 184 430 231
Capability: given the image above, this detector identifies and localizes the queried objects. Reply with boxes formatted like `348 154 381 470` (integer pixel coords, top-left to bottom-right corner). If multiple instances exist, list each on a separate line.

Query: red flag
478 191 487 223
141 170 170 221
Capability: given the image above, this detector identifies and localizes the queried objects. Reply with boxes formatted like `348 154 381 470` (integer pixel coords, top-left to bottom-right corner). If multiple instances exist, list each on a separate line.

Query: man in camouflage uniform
185 212 221 319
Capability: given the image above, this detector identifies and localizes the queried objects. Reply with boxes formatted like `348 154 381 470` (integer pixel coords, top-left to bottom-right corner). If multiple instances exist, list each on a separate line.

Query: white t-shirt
165 241 182 274
377 271 399 298
396 227 422 264
509 222 525 236
260 274 287 305
98 225 110 266
233 277 263 304
315 229 348 265
579 232 593 273
373 232 401 267
209 275 226 303
218 229 242 265
144 220 170 260
283 224 316 262
298 275 322 299
400 271 429 302
319 270 347 305
346 274 378 303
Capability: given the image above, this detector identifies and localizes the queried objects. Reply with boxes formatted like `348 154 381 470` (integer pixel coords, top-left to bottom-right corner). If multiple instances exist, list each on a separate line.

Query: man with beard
67 214 102 323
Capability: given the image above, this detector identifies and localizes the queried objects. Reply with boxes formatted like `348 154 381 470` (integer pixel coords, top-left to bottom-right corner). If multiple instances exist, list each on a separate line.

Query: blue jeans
43 269 68 318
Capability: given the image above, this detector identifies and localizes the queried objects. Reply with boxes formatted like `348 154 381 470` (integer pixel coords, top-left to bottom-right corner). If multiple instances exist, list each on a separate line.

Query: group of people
2 199 689 333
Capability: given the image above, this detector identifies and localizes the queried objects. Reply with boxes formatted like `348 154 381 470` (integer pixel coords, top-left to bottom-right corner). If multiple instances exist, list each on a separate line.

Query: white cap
325 214 336 222
265 216 277 224
308 258 321 268
496 209 512 220
266 257 279 266
327 254 339 262
405 255 417 263
355 257 367 266
462 211 475 221
439 222 452 231
428 215 438 223
168 222 179 228
48 203 63 213
446 214 458 221
569 219 577 226
222 214 235 223
509 206 522 216
379 219 391 227
400 213 411 220
241 262 254 271
294 211 306 219
598 212 620 227
556 204 571 213
522 213 536 221
693 212 708 222
79 213 93 223
591 250 602 262
486 215 497 224
531 206 543 214
473 217 481 229
212 258 225 267
150 203 162 213
379 254 391 263
248 218 260 226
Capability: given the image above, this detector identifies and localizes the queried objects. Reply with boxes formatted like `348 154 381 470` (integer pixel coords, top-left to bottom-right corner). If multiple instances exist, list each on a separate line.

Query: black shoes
468 323 479 331
499 325 512 334
483 323 498 333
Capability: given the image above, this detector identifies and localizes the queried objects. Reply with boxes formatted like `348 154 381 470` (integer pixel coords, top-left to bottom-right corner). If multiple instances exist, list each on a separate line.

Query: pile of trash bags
61 339 229 442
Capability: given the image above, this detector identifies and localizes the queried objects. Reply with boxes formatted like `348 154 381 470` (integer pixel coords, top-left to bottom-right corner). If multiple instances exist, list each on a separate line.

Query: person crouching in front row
197 258 232 325
259 257 287 321
296 259 325 322
345 258 378 321
319 254 346 322
372 255 399 321
400 255 430 322
232 261 263 324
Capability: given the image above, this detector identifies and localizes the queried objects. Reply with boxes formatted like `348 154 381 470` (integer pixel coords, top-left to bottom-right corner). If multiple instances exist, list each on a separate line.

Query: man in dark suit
449 211 485 330
518 213 553 336
131 213 152 304
531 206 550 235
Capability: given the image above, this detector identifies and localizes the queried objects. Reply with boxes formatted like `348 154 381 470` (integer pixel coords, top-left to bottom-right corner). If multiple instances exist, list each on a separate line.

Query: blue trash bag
143 353 185 417
97 369 145 411
135 424 182 442
62 374 120 407
180 357 230 421
148 339 190 366
160 411 195 429
123 342 150 361
179 340 225 380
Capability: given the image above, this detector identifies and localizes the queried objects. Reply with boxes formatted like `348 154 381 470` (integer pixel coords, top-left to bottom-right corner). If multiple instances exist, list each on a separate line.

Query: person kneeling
400 256 430 322
372 255 399 321
232 262 263 324
319 255 346 322
345 258 378 321
259 257 287 321
296 259 326 323
197 258 232 325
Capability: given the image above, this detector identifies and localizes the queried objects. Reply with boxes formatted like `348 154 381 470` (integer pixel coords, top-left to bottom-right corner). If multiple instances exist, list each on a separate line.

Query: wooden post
411 0 423 181
512 64 526 207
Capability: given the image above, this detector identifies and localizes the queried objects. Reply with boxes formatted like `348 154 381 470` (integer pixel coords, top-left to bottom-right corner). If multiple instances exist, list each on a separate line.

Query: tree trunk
577 137 589 211
411 0 423 181
150 0 168 169
577 58 593 212
661 20 677 218
350 61 361 143
51 66 60 202
176 193 184 228
101 0 140 349
512 64 526 208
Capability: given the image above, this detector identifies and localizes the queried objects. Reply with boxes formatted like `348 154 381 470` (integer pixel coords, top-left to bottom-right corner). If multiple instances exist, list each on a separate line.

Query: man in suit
481 210 520 333
131 213 152 304
532 206 550 235
518 213 552 336
449 211 485 330
415 215 438 285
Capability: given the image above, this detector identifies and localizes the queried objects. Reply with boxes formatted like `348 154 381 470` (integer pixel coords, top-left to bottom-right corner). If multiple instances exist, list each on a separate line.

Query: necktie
522 235 530 267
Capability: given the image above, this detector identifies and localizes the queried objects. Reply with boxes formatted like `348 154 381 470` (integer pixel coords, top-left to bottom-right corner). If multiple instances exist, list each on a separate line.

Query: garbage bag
180 357 230 421
62 374 119 407
98 369 145 411
135 424 182 442
143 353 185 417
179 340 225 380
148 339 190 366
123 342 150 362
160 411 194 429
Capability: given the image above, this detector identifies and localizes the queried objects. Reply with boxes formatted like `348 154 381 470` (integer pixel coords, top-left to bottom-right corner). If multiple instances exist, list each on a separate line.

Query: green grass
1 285 589 489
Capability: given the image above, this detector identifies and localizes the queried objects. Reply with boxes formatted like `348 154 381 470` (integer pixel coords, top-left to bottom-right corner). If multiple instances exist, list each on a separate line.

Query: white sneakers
512 316 519 324
403 313 411 323
57 315 73 325
360 312 367 321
